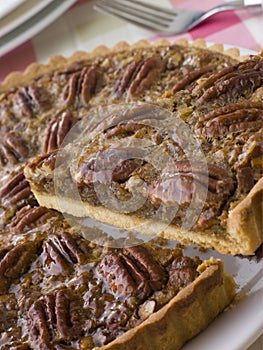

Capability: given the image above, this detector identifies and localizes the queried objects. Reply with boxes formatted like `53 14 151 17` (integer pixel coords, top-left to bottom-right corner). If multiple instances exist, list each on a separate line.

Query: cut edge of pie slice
27 178 262 256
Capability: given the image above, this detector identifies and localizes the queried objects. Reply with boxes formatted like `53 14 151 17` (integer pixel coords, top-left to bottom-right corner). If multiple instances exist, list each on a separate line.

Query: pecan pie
0 39 260 349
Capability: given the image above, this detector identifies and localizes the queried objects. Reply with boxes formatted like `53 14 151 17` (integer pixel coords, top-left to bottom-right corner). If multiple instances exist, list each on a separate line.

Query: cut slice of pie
22 43 263 256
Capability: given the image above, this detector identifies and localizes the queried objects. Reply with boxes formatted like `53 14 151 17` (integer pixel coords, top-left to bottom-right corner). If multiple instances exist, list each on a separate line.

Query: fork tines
94 0 178 32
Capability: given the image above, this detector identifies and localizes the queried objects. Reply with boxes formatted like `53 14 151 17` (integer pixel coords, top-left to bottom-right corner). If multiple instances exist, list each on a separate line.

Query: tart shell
96 259 235 350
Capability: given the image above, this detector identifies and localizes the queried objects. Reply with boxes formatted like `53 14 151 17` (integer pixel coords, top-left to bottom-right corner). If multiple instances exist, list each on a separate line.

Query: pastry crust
95 260 236 350
227 177 263 253
30 186 261 256
0 38 243 93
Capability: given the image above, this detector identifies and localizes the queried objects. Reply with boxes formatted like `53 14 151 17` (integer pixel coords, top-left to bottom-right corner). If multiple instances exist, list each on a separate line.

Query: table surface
0 0 262 348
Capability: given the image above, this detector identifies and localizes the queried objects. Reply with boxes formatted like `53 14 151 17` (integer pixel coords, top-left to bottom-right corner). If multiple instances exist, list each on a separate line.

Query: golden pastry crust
0 38 243 93
30 187 261 256
96 260 236 350
227 177 263 253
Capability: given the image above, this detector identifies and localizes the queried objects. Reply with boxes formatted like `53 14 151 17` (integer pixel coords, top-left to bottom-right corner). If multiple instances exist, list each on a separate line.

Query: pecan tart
0 38 259 349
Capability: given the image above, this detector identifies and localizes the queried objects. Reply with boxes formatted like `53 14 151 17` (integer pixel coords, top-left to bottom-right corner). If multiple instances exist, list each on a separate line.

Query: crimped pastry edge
0 38 244 93
95 259 236 350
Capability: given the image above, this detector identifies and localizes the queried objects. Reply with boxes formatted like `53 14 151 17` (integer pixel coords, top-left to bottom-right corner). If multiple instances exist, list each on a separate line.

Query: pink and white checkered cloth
0 0 262 81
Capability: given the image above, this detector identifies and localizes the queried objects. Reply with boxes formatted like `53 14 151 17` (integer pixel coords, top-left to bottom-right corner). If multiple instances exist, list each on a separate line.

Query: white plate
0 0 26 19
180 244 263 350
0 0 76 57
0 0 54 38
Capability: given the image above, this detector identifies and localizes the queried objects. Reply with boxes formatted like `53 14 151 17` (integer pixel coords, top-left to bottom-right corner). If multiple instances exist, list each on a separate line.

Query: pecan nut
43 111 76 154
114 56 165 96
10 206 58 234
13 84 51 118
169 256 201 290
194 58 263 105
75 149 141 185
172 65 214 93
63 66 103 106
0 242 37 294
149 161 235 228
0 131 29 164
195 101 263 138
0 172 32 205
150 161 234 206
28 289 83 348
98 245 167 300
41 232 90 275
236 167 255 194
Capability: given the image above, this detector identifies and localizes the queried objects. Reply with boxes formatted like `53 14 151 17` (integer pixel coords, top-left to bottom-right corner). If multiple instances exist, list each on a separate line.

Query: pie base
30 178 262 256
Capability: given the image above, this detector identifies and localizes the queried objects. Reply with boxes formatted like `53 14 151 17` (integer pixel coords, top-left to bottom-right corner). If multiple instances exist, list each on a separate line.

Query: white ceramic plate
0 0 54 38
0 0 26 19
0 0 76 56
180 243 263 350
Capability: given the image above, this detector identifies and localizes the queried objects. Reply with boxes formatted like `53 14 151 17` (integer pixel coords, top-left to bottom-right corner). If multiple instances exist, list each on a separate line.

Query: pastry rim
95 258 236 350
0 37 245 93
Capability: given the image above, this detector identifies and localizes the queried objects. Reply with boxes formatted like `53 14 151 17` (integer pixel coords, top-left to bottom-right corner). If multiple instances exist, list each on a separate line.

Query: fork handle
243 0 262 6
211 0 262 12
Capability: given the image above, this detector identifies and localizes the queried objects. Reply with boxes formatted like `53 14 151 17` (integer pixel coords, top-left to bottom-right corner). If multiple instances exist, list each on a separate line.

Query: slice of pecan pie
19 41 263 256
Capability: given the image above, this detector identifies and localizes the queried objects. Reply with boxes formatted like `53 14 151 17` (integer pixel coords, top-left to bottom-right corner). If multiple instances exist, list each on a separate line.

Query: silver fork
93 0 262 34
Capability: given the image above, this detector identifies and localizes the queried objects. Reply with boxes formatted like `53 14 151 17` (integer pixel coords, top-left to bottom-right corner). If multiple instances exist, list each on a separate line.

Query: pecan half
172 65 214 93
195 101 263 138
0 172 32 205
75 150 141 185
63 66 103 106
0 242 37 294
234 132 263 193
10 206 58 234
194 57 263 105
98 245 167 300
41 232 90 275
43 111 76 154
169 256 201 290
0 131 29 164
114 56 165 96
28 289 83 348
149 161 235 228
150 161 234 206
13 84 51 118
